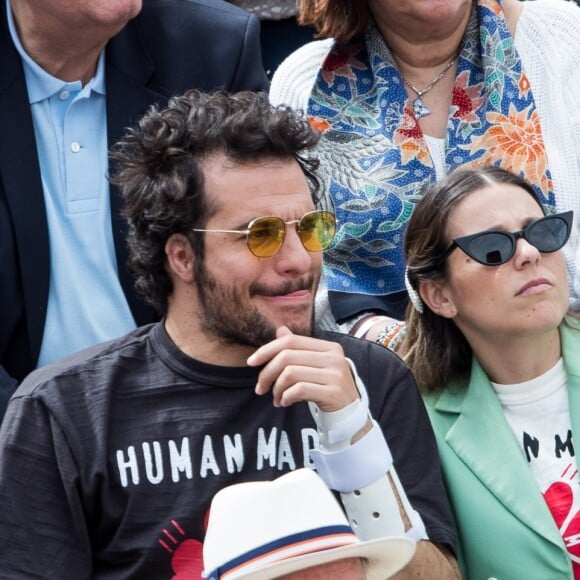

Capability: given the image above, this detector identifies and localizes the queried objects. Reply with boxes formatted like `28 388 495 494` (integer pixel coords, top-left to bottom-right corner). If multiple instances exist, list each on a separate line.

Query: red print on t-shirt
543 464 580 578
159 513 210 580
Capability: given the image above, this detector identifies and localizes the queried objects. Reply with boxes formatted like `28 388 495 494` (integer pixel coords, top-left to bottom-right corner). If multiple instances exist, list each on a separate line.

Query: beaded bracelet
388 324 408 352
353 315 389 339
375 321 403 347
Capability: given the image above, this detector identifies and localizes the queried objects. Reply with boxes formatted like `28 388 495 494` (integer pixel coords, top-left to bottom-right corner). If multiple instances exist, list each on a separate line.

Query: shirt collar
6 0 106 103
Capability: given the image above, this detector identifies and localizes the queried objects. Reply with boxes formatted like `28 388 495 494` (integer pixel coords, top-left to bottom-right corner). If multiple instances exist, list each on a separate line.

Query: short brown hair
298 0 370 42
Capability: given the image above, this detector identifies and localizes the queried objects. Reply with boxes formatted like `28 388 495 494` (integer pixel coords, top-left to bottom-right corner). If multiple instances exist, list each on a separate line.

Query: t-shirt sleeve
0 395 92 578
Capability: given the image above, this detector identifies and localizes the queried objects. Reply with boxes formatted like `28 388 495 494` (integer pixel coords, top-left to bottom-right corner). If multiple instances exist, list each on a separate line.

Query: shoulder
270 38 335 109
132 0 262 54
319 329 408 365
138 0 256 26
13 325 155 405
318 330 418 393
516 0 580 54
117 0 268 93
561 316 580 368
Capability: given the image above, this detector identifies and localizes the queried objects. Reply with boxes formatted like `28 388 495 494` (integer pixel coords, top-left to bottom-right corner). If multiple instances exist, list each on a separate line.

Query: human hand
247 326 359 411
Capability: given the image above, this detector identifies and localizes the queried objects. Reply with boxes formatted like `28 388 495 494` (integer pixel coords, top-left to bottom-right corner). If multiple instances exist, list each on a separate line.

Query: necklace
403 58 456 119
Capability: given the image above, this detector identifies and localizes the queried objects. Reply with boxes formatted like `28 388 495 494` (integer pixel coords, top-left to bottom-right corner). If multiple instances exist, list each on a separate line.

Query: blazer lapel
435 359 564 549
562 321 580 468
0 20 50 359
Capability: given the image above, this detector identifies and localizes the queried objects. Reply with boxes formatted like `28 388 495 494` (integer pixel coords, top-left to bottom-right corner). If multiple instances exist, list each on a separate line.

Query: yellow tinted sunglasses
192 210 336 258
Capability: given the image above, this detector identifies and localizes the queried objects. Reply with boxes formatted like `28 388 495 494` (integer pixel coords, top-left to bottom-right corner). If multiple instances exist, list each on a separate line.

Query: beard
194 261 316 348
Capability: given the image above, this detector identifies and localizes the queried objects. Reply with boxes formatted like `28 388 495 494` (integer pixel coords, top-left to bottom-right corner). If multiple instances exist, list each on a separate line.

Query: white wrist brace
311 420 392 492
308 358 427 542
308 358 369 451
341 469 428 542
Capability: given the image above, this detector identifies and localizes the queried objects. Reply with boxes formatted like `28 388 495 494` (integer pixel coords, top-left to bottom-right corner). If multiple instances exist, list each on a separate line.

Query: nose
273 223 315 274
512 236 541 269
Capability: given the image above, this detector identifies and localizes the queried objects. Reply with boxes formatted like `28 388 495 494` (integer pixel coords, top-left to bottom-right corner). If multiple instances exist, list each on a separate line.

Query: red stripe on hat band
215 525 359 579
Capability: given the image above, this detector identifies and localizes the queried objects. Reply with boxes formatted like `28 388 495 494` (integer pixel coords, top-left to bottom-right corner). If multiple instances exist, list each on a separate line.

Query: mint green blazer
424 321 580 579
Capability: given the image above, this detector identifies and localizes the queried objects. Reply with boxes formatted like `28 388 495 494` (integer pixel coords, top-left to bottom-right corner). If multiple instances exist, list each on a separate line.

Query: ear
419 278 458 319
165 233 195 283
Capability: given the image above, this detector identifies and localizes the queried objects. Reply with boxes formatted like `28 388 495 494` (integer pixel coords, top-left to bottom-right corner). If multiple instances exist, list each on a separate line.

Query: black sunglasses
441 210 573 266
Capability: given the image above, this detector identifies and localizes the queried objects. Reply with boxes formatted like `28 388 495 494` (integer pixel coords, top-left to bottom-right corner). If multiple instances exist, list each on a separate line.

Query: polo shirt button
59 90 70 100
70 141 81 153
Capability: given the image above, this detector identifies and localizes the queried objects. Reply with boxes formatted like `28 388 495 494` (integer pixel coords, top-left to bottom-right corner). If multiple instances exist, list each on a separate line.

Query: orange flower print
393 106 431 166
321 44 367 86
518 73 531 98
464 104 553 193
451 70 485 124
480 0 502 16
308 116 331 133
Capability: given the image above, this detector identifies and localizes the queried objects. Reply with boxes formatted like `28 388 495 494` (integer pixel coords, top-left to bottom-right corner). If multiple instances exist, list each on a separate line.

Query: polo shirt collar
5 0 106 104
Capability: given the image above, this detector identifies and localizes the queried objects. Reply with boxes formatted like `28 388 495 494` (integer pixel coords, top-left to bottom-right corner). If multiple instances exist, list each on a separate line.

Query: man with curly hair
0 91 459 579
0 0 268 418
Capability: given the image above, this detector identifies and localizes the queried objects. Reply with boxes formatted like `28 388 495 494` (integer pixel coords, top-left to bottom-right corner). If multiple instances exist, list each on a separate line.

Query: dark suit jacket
0 0 268 414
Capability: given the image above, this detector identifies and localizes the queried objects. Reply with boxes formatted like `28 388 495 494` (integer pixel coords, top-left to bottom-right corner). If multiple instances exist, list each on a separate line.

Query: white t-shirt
492 360 580 571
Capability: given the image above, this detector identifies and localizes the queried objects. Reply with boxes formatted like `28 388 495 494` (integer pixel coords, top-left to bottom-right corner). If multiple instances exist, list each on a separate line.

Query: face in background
366 0 471 36
275 557 366 580
11 0 142 42
191 155 321 348
422 183 569 353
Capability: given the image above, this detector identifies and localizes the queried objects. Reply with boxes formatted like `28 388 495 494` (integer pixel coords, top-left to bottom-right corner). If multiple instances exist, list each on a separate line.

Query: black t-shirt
0 323 456 578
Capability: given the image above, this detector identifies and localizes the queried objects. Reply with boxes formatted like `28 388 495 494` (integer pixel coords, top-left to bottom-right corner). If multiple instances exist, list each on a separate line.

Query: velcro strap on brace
311 421 392 492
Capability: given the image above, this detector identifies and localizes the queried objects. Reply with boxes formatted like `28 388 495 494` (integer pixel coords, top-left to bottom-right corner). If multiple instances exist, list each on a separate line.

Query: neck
11 5 109 84
373 5 470 84
164 311 254 367
469 328 562 385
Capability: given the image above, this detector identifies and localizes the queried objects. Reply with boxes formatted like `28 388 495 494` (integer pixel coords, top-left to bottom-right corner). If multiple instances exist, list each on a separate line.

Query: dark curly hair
111 90 321 314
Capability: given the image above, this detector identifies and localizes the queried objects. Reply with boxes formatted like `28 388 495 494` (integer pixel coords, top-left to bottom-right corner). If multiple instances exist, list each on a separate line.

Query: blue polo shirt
7 1 136 367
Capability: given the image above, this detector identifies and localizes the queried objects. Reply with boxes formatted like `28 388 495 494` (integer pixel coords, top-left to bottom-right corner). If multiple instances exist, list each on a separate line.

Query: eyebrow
204 219 252 232
495 216 542 231
458 215 543 236
231 222 252 232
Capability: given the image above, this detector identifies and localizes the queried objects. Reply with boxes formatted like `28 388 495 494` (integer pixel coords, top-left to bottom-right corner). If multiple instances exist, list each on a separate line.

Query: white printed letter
224 434 244 474
301 428 318 468
257 427 278 470
169 437 193 483
277 430 296 470
116 446 139 487
143 441 164 485
200 435 221 478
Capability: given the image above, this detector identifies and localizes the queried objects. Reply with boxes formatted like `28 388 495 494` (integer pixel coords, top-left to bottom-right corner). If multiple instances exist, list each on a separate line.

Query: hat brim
232 536 415 580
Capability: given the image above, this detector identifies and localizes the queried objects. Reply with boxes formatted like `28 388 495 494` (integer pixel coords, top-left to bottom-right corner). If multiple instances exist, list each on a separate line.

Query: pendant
412 97 430 119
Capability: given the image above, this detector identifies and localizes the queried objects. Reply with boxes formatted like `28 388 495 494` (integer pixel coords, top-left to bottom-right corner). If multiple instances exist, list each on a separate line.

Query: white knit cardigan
270 0 580 328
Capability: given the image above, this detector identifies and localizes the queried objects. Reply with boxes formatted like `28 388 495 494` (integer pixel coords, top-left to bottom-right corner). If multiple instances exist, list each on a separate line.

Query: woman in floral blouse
270 0 580 346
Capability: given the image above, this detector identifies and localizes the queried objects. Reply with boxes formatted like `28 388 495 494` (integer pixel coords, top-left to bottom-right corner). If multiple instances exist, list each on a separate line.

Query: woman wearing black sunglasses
402 166 580 579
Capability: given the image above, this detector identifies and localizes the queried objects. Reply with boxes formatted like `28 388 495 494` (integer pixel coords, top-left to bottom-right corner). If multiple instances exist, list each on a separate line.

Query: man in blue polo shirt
0 0 269 417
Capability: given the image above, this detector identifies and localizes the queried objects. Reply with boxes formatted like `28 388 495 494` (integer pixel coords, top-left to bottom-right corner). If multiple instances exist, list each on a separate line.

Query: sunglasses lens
247 217 285 257
528 215 570 253
299 211 336 252
467 233 514 265
246 211 337 257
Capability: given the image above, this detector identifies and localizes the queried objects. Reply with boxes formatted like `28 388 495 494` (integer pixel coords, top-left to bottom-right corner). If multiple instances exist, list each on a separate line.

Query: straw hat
203 468 415 579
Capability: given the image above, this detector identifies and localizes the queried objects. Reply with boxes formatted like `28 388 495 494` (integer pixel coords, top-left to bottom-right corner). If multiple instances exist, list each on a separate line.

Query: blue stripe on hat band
208 524 356 579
